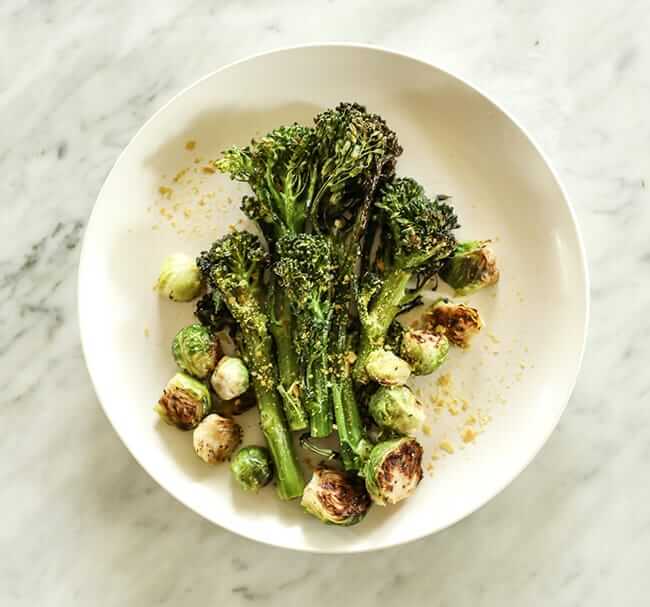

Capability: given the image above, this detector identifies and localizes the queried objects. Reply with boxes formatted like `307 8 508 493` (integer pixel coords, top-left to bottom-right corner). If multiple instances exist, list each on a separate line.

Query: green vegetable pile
154 103 499 526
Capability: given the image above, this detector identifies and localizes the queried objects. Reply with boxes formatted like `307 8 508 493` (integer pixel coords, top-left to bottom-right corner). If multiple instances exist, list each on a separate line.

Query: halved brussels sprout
230 446 273 492
172 323 220 378
301 468 371 526
440 240 499 295
365 349 411 386
425 298 482 348
154 372 212 430
193 413 242 463
364 438 424 506
155 253 203 302
369 385 425 435
215 387 256 417
400 329 449 375
210 356 250 401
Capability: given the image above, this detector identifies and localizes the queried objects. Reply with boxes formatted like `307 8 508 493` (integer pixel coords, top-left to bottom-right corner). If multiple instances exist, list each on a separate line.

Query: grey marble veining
1 1 649 605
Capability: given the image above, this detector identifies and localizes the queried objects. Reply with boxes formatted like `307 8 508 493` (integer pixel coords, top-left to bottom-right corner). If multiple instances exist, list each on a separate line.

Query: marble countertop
2 1 649 605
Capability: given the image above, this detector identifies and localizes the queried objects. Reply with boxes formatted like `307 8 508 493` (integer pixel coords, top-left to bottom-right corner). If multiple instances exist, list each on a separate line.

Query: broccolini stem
241 324 305 500
353 268 411 383
270 289 309 431
305 351 332 438
331 377 371 471
329 171 383 469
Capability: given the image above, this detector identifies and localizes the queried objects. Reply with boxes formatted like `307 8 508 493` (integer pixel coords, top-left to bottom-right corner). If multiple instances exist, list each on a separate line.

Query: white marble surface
1 1 649 605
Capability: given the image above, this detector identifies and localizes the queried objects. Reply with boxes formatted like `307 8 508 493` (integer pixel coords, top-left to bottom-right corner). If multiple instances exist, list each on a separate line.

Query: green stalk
331 376 371 471
305 351 332 438
353 268 411 383
241 323 305 500
329 274 370 471
328 172 382 470
270 289 309 431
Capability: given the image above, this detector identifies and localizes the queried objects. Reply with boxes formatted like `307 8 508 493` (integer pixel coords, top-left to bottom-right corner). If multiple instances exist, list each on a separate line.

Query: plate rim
78 42 590 553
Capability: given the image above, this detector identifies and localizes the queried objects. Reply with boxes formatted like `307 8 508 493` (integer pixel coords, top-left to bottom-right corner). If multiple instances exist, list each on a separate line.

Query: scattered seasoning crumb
422 423 432 436
440 439 455 454
202 166 215 174
465 414 477 425
144 327 149 337
461 427 477 443
437 373 451 388
185 140 196 150
173 168 189 183
183 209 192 219
158 186 173 199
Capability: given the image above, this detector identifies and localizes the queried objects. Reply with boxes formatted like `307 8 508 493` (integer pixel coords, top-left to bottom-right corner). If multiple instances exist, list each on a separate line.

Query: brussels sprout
154 372 212 430
193 413 242 463
365 349 411 386
230 446 273 491
400 329 449 375
172 323 220 379
369 385 425 435
210 356 250 401
425 298 482 348
215 387 256 417
440 240 499 295
364 437 423 506
301 468 371 526
155 253 203 302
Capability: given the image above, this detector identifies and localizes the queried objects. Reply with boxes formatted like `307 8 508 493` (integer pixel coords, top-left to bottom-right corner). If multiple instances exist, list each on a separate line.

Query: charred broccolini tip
311 102 402 230
196 231 304 500
274 234 334 438
353 177 459 383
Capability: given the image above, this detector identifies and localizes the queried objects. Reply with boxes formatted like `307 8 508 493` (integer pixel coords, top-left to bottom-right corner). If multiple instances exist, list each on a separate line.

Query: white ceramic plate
79 44 588 553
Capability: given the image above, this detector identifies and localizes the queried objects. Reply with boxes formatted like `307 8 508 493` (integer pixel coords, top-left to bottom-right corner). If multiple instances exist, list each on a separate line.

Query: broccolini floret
274 234 334 437
214 124 317 430
313 104 403 471
197 232 304 500
353 177 459 383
